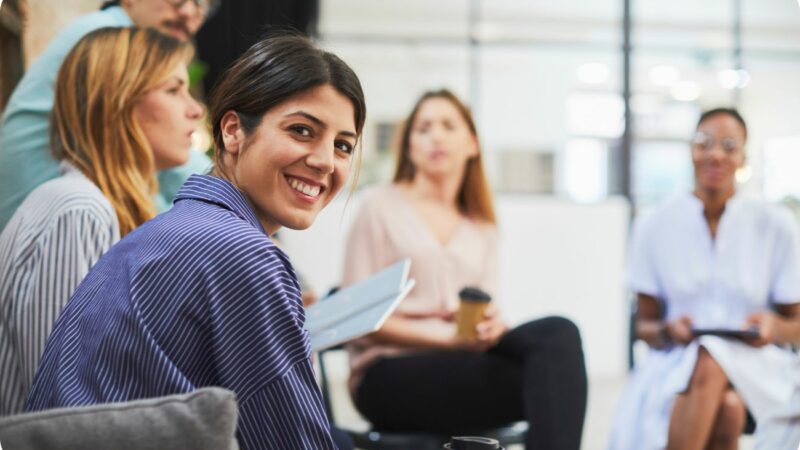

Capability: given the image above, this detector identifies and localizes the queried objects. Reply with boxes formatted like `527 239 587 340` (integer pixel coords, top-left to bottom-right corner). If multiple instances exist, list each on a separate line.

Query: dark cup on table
443 436 504 450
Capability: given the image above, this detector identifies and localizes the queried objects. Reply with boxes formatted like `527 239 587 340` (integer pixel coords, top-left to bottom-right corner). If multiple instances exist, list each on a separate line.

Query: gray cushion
0 387 239 450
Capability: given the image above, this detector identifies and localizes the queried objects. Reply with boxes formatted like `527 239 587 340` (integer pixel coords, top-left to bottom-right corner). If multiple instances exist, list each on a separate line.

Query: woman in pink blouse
342 89 587 450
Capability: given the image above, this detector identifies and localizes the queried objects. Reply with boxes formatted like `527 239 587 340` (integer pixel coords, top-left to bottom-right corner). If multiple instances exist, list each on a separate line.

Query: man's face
121 0 207 41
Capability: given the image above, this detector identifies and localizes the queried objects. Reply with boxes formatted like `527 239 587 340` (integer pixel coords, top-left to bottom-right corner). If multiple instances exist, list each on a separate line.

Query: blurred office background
283 3 800 448
285 0 800 308
2 1 800 448
313 0 800 209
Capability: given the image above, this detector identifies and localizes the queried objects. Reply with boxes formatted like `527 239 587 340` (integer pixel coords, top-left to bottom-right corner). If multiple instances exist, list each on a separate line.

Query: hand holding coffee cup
456 287 493 341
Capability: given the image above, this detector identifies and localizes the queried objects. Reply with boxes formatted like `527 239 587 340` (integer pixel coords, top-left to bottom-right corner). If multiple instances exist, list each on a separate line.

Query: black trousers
354 316 588 450
331 426 354 450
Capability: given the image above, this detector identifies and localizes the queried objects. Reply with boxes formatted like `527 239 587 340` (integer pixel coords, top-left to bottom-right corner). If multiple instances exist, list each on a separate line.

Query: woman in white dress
609 108 800 450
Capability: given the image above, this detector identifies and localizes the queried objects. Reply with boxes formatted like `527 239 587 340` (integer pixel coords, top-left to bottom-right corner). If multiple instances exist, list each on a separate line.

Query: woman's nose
306 143 335 174
187 97 204 120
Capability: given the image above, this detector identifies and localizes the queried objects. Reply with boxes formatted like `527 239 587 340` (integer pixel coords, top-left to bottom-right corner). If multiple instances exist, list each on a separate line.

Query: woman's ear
220 111 246 155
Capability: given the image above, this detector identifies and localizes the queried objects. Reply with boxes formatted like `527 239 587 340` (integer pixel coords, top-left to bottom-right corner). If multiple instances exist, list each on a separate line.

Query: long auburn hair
393 89 496 224
51 27 193 236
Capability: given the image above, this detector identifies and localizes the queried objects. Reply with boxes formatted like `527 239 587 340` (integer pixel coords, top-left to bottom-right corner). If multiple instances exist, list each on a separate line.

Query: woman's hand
742 311 776 347
476 303 507 344
301 289 318 308
446 304 508 352
665 315 694 345
472 304 508 351
439 310 457 322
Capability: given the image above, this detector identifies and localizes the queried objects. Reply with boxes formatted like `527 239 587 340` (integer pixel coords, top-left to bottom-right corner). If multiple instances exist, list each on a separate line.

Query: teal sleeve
0 35 73 231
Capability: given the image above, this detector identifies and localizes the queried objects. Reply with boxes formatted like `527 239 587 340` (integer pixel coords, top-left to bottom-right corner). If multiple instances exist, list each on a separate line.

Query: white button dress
608 192 800 450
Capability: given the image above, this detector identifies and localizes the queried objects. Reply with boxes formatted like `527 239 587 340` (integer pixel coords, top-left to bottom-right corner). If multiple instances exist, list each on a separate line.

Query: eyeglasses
691 132 743 154
163 0 213 13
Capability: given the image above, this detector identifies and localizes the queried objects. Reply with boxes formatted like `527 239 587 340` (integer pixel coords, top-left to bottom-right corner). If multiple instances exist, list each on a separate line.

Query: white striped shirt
26 175 337 449
0 162 119 415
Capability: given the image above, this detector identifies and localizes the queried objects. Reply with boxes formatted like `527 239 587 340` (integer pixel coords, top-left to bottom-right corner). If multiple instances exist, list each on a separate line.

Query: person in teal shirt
0 0 212 231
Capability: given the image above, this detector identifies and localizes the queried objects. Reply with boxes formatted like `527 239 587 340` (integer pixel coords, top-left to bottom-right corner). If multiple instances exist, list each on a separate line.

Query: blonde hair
393 89 496 224
51 27 194 236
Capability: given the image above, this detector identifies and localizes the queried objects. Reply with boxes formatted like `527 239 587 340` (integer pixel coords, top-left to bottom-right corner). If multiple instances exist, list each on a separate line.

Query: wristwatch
657 322 673 347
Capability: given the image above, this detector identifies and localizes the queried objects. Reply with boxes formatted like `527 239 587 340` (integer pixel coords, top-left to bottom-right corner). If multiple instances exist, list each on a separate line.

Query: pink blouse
342 184 498 393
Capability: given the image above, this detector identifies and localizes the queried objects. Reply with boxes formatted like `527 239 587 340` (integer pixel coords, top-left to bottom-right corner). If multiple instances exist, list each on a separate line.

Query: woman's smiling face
692 112 746 194
221 84 357 234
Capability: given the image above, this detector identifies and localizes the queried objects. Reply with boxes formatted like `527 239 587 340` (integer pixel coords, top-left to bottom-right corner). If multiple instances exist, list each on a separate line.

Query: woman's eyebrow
284 111 356 137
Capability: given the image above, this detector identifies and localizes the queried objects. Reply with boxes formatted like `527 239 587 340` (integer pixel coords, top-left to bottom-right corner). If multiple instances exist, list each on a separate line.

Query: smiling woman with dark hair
26 33 366 450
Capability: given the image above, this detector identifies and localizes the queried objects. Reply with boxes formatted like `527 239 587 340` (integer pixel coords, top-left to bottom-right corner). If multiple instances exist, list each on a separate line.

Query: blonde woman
0 27 202 415
342 89 587 450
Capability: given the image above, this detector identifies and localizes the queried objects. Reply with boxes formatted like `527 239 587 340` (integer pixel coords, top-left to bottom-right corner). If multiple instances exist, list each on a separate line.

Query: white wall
495 195 630 378
281 190 631 378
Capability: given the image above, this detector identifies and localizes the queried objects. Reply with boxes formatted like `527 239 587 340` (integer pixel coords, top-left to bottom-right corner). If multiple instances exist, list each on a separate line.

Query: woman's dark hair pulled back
208 32 366 175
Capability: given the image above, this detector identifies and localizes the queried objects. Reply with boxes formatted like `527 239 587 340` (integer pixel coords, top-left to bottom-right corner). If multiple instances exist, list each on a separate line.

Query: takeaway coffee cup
456 287 492 341
443 436 504 450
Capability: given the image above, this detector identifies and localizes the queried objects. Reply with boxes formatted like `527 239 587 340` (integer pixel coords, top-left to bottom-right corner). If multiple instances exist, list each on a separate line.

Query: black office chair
317 345 528 450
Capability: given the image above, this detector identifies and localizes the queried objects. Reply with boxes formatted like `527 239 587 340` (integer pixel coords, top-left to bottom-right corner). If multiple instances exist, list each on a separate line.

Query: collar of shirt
58 160 84 178
174 175 266 234
685 190 744 218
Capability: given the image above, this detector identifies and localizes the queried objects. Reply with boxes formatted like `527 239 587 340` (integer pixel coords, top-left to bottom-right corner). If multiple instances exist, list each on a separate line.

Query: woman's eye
166 86 180 95
335 141 354 154
721 139 739 153
290 125 313 137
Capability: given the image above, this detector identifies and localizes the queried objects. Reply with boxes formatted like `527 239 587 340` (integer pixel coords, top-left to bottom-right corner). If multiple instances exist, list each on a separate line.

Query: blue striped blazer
26 175 337 449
